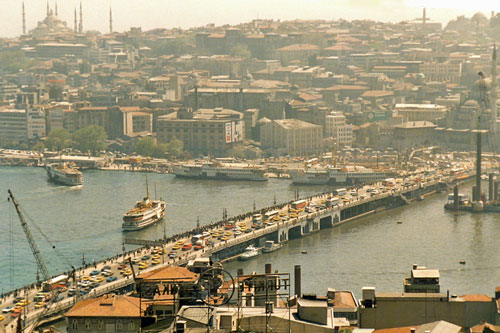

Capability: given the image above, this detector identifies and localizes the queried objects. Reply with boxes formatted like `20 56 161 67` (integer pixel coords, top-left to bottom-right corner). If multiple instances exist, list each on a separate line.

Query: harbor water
1 167 500 298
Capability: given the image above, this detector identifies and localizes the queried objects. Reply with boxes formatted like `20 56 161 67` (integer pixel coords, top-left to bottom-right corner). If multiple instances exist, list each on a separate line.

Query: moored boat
238 245 260 261
261 240 282 253
46 162 83 186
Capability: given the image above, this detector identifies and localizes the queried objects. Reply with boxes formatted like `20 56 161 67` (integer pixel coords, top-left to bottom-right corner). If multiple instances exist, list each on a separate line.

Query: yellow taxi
175 240 185 246
223 230 232 236
239 226 247 232
279 212 286 217
94 276 105 283
212 232 221 238
122 270 132 276
151 254 161 260
151 259 161 265
138 262 148 270
34 302 45 309
82 276 91 281
220 236 230 241
289 213 298 218
16 300 30 307
0 315 5 321
172 244 182 250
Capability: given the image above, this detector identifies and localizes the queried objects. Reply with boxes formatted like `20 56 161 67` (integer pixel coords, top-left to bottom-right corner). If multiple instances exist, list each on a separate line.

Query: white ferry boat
46 162 83 186
173 162 267 181
122 181 166 231
290 166 388 185
238 245 260 261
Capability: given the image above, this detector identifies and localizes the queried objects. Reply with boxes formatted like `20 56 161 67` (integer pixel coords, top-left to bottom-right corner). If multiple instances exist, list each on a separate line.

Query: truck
42 274 69 292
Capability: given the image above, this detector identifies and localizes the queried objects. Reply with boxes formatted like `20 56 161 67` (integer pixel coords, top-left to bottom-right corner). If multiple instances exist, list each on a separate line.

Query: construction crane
8 190 63 333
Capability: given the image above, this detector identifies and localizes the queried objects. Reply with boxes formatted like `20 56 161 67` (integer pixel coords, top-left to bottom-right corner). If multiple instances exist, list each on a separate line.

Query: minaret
79 2 83 33
46 1 49 16
109 7 113 34
55 1 58 16
74 8 77 32
422 8 427 25
491 44 498 129
22 2 26 35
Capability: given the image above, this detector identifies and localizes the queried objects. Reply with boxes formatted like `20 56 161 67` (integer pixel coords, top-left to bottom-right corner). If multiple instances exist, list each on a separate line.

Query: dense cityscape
1 2 500 332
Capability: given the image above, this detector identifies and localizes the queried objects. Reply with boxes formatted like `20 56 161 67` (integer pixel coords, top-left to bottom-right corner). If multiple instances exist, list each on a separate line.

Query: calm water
0 166 321 293
1 167 500 298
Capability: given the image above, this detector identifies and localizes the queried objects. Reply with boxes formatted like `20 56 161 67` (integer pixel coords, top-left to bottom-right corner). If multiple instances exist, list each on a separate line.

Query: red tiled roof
277 43 320 51
65 295 143 318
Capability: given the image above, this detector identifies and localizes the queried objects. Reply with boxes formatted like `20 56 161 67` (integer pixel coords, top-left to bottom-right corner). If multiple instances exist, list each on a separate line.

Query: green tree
230 44 251 59
151 38 191 56
166 137 184 158
32 141 45 152
0 51 31 73
135 137 168 158
45 128 72 151
72 125 107 154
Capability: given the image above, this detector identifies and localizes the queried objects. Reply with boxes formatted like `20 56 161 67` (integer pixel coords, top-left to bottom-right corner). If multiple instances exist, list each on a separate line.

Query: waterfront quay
0 168 474 332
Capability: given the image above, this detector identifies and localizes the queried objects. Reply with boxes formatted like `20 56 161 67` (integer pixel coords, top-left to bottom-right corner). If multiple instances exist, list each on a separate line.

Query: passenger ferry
122 180 166 231
173 162 267 181
46 162 83 186
290 165 388 185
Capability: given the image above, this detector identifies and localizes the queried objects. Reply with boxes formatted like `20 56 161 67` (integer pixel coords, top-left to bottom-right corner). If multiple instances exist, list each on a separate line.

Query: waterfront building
260 119 323 156
0 108 27 146
121 106 153 138
157 107 245 156
26 107 46 140
65 295 145 333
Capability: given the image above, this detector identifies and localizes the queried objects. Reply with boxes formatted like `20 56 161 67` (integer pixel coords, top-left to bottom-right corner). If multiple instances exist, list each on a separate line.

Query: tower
55 1 58 16
78 2 83 33
109 7 113 34
46 1 49 16
22 2 26 35
491 44 498 130
74 8 77 32
422 8 427 25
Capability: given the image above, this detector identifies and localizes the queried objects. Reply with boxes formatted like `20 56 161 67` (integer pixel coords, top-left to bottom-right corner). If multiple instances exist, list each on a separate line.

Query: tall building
157 107 245 156
325 112 353 145
260 119 323 156
0 109 28 146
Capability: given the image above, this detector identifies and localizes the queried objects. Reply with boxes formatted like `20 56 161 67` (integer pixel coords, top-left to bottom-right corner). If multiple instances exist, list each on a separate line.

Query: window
72 320 78 330
128 321 135 330
85 320 91 329
98 320 104 329
116 320 122 330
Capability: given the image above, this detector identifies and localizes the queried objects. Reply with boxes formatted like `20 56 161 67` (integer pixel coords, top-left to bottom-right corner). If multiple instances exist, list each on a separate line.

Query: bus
291 199 307 210
264 210 279 220
327 197 340 207
383 178 396 187
42 274 69 292
333 188 347 196
252 214 263 223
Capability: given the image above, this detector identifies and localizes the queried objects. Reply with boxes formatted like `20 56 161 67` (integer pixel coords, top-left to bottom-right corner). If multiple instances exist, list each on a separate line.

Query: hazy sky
3 0 500 38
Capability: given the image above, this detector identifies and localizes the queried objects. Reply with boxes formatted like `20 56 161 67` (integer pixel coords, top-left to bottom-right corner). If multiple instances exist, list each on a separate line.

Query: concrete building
394 104 448 122
275 44 320 65
419 61 463 83
393 121 437 149
325 112 353 145
157 107 245 156
65 295 144 333
0 108 27 146
26 107 46 140
359 287 497 330
121 106 153 138
260 119 323 156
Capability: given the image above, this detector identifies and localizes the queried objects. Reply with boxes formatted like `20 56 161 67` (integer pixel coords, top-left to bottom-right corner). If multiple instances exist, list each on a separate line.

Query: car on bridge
106 276 118 283
90 270 100 276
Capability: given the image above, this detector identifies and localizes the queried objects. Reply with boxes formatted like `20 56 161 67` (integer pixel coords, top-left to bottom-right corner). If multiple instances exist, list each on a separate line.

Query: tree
45 128 72 151
136 137 168 158
166 137 184 158
230 44 251 59
151 38 191 56
71 125 107 154
0 51 31 73
32 141 45 152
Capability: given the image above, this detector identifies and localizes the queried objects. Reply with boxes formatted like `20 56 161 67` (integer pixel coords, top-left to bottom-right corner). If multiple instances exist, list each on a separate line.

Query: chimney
294 265 301 298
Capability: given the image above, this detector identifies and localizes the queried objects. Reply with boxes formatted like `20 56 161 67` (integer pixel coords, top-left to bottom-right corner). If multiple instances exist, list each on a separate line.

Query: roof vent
100 294 115 306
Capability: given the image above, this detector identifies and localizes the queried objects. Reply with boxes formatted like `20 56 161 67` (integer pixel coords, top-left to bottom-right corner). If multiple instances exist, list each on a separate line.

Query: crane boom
8 190 51 282
8 189 62 333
